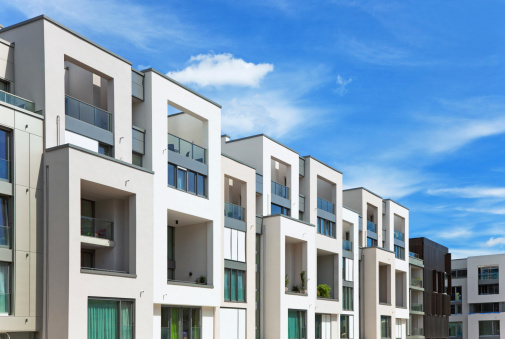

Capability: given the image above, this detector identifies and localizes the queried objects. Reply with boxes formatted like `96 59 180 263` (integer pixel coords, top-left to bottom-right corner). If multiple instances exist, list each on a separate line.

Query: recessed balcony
80 216 114 248
0 89 35 112
317 197 335 214
224 202 244 221
271 181 289 199
167 133 206 164
65 95 112 131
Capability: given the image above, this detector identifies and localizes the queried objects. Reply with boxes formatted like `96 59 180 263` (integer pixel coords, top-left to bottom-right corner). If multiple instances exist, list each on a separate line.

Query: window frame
224 268 246 302
167 163 208 198
87 298 135 339
161 306 202 339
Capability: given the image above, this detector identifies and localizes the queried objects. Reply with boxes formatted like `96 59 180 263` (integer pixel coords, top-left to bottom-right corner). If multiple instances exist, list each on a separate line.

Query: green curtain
192 309 201 339
0 262 9 314
120 301 133 338
237 271 244 301
224 269 230 301
88 299 117 339
231 270 237 301
288 310 299 339
171 308 179 339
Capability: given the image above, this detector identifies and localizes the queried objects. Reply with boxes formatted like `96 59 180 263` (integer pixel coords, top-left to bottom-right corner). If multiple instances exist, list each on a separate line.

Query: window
451 304 462 315
381 316 391 338
367 237 378 247
451 269 467 279
479 320 500 336
342 258 353 282
451 286 462 301
340 315 353 339
315 314 331 339
479 283 499 295
88 299 134 338
449 322 463 337
288 310 306 339
479 266 499 280
0 262 10 314
98 143 112 156
167 226 175 280
0 129 10 182
167 163 207 197
224 228 246 262
271 203 290 216
132 152 142 167
0 79 9 92
394 245 405 260
0 197 10 248
81 249 95 269
470 302 501 313
317 217 335 238
161 307 201 339
343 287 353 311
224 268 246 302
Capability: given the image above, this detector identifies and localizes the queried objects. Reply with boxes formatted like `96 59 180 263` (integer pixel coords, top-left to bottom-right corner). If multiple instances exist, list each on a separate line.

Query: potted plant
196 275 207 284
285 274 290 292
300 270 307 294
292 285 300 293
317 284 331 298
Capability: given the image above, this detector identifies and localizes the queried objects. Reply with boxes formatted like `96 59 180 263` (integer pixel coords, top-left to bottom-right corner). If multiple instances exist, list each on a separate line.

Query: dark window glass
288 310 306 339
132 152 142 167
81 249 95 268
315 314 321 339
177 168 187 190
197 174 206 197
478 284 499 295
0 130 9 181
161 307 201 339
224 268 246 302
188 171 196 194
0 80 9 92
381 316 391 338
367 237 377 247
394 245 405 260
271 203 290 216
98 143 112 156
168 164 175 187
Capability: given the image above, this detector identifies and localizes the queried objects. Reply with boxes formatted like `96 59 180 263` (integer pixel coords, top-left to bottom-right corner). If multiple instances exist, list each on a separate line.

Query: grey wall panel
317 209 336 223
271 194 290 209
224 260 247 271
224 217 247 232
65 115 113 145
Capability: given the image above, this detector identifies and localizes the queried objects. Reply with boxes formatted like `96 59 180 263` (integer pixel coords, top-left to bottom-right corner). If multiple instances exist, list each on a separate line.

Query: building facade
0 14 433 339
450 254 505 339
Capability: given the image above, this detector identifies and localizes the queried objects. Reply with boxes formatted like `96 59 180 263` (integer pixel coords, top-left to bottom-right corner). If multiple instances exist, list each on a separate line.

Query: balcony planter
317 284 331 298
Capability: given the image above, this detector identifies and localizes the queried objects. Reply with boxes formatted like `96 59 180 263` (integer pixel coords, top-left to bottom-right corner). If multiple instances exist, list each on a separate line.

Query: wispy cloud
338 36 413 66
167 53 274 88
428 186 505 199
485 237 505 247
430 227 475 240
335 75 352 96
455 206 505 215
450 247 501 259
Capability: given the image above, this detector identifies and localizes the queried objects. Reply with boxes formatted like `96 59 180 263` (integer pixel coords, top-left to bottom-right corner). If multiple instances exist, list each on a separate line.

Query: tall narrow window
343 287 353 311
381 316 391 338
87 299 134 338
161 307 200 339
0 130 10 182
340 315 353 339
0 262 10 314
0 197 9 248
197 174 206 197
168 164 176 187
167 226 175 280
188 171 196 194
224 268 246 302
288 310 306 339
177 168 187 190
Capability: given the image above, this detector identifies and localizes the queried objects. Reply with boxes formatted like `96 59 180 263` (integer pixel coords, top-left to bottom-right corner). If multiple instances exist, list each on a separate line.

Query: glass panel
193 145 205 163
177 169 187 190
81 217 113 240
183 308 190 339
231 270 237 301
188 171 196 194
191 309 201 339
98 144 112 156
224 269 231 301
271 204 282 215
132 153 142 167
88 299 118 338
315 314 321 339
170 308 179 339
0 130 9 181
120 301 134 339
78 99 95 125
168 164 176 187
161 307 170 339
343 240 352 252
197 175 205 197
180 139 193 159
340 315 349 338
167 226 174 261
0 197 9 248
367 221 376 233
167 134 180 154
238 270 245 302
81 251 94 268
224 202 244 221
288 310 300 339
271 181 289 199
95 108 110 131
0 262 9 314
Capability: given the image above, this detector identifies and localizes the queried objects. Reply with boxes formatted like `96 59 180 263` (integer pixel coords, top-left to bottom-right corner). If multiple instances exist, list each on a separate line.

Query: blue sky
2 0 505 258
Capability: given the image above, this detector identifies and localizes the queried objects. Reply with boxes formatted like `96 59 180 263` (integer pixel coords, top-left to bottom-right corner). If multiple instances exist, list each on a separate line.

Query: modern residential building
450 254 505 339
0 14 440 339
410 237 451 339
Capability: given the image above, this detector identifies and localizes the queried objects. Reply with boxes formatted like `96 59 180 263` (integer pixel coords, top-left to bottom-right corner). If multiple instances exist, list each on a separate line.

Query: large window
381 316 391 338
0 197 9 248
161 307 201 339
479 283 499 295
317 217 335 238
88 298 134 338
224 228 246 262
343 287 353 311
451 304 462 315
451 286 462 301
271 203 290 216
449 322 463 337
315 314 331 339
340 315 353 339
451 269 467 279
288 310 306 339
342 258 353 282
479 320 500 336
479 266 499 280
224 268 246 302
167 226 175 280
367 237 378 247
0 129 10 182
0 262 10 314
167 163 207 197
394 245 405 260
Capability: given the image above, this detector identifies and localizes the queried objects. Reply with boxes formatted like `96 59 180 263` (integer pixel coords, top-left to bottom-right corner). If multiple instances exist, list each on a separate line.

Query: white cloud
428 186 505 199
450 247 501 259
167 53 274 88
430 228 474 240
335 75 352 96
455 206 505 215
485 237 505 247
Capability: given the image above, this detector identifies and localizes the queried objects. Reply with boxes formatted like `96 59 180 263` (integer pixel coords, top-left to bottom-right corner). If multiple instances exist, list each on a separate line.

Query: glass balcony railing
367 221 377 233
479 272 499 280
394 230 405 241
0 89 35 112
0 293 10 314
409 252 420 259
81 216 113 241
343 239 352 252
167 133 206 164
65 95 112 131
0 226 10 248
317 197 335 214
271 181 290 199
411 303 423 312
411 328 424 336
224 202 244 221
411 278 423 288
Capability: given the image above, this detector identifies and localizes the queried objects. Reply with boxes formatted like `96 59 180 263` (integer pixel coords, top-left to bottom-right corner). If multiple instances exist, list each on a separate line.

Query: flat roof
344 187 383 200
224 134 299 155
302 155 343 175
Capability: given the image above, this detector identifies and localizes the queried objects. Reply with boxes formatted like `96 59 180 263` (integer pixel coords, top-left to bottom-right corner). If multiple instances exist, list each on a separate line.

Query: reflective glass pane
188 171 196 194
167 134 180 154
180 139 192 159
168 164 175 187
177 169 187 190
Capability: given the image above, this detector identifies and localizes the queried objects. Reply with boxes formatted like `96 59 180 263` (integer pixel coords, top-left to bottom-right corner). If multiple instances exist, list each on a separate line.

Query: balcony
394 230 405 242
0 89 35 112
81 216 113 241
167 133 206 164
343 239 352 252
224 202 244 221
367 220 377 233
0 226 10 248
410 328 424 336
317 197 335 214
411 278 423 288
411 303 423 312
479 272 499 280
65 95 112 131
271 181 289 199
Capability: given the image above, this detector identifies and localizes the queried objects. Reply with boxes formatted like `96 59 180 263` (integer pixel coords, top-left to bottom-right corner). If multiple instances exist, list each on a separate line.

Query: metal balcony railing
81 216 113 241
0 89 35 112
224 202 245 221
167 133 206 164
65 95 112 131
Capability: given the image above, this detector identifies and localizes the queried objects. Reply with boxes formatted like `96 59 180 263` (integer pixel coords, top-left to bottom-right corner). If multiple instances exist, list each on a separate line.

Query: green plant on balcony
292 285 300 293
317 284 331 298
285 274 290 292
196 275 207 284
300 270 307 294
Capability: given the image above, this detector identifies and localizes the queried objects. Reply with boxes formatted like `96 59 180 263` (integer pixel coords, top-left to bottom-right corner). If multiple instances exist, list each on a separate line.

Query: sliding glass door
87 298 134 339
288 310 306 339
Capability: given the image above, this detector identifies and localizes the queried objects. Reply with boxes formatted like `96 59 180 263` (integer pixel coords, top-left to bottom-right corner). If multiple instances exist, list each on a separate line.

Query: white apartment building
450 254 505 339
0 14 412 339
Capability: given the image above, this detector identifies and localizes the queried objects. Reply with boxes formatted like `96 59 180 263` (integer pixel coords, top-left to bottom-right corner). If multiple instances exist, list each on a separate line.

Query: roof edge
225 134 299 155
